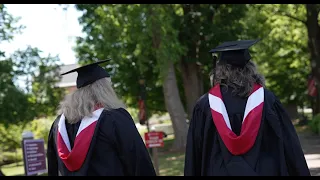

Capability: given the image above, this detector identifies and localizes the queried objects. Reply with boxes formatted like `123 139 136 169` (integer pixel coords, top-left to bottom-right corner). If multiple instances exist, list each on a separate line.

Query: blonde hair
57 77 126 124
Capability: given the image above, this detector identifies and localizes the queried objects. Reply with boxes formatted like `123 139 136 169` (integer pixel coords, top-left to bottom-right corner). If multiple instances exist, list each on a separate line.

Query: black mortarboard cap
61 59 111 89
209 39 260 67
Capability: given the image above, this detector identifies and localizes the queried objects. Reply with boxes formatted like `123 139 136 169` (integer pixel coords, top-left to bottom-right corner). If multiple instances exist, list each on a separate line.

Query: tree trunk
179 60 204 119
148 5 188 151
284 103 299 120
305 4 320 115
311 93 320 116
177 4 216 119
316 94 320 115
311 96 316 117
163 62 188 151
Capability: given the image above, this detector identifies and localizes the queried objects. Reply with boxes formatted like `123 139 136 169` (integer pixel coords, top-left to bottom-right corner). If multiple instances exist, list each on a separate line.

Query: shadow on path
298 132 320 176
310 168 320 176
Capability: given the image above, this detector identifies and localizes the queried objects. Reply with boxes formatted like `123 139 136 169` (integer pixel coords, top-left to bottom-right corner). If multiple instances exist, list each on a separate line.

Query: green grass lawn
1 137 185 176
157 137 185 176
1 161 24 176
159 151 184 176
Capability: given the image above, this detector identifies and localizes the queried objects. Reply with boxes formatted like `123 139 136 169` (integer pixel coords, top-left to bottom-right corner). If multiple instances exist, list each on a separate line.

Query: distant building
56 64 79 93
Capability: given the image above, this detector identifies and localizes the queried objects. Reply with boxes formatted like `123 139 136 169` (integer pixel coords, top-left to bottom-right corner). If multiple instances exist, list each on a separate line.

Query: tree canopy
0 4 318 151
0 5 64 125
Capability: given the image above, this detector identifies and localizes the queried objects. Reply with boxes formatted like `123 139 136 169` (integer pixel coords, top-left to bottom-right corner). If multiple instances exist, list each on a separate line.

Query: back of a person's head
57 77 126 124
212 61 265 97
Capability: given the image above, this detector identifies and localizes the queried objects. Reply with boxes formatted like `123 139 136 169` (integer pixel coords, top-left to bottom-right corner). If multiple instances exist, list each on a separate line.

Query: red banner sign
308 77 318 97
138 99 146 121
144 132 164 148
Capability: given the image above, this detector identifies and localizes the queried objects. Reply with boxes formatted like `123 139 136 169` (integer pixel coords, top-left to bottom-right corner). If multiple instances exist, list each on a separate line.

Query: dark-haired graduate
184 40 310 176
47 60 156 176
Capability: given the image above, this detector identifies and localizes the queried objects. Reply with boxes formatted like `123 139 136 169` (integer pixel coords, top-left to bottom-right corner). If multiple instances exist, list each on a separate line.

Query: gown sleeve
47 120 59 176
273 98 311 176
112 108 157 176
184 103 204 176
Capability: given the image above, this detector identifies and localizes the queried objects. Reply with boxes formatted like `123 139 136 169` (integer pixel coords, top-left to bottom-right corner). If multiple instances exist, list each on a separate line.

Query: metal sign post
145 131 164 176
22 131 34 176
153 147 159 176
139 78 153 156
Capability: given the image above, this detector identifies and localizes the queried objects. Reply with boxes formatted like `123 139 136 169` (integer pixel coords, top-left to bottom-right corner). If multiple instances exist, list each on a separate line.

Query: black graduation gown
47 108 157 176
184 87 310 176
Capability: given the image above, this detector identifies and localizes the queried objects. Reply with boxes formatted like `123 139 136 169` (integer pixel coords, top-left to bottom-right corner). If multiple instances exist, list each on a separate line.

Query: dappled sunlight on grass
159 152 185 176
1 161 24 176
146 134 185 176
295 125 310 133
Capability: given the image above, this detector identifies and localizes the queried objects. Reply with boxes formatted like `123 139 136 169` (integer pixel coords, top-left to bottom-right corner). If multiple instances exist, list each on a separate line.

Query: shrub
26 117 54 144
308 113 320 135
0 149 23 166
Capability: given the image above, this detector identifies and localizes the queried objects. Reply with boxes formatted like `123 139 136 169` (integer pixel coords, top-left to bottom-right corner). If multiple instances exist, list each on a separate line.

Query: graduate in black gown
184 40 311 176
47 60 156 176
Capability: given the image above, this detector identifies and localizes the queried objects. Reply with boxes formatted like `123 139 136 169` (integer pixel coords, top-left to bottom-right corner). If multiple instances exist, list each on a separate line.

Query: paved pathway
298 132 320 176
